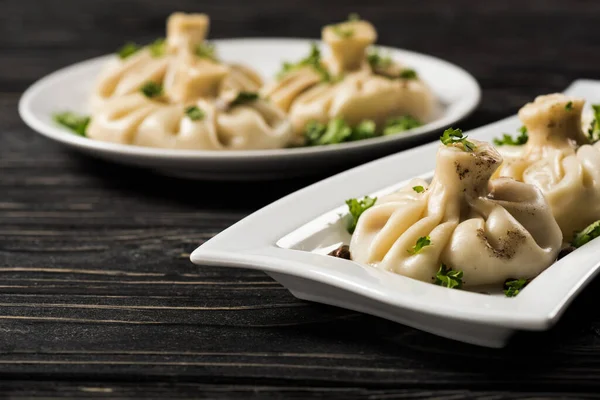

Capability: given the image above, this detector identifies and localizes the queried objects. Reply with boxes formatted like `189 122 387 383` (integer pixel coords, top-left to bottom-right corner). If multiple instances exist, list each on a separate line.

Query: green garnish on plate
345 196 377 234
53 112 90 137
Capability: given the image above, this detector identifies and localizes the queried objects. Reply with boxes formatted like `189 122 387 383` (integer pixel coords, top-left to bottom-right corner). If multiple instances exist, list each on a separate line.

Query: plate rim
18 37 481 161
190 79 600 332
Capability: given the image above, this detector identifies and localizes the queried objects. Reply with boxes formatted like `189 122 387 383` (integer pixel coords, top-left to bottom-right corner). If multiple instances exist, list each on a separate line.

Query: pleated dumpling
495 93 600 240
91 12 262 111
86 92 292 150
289 70 434 134
321 16 377 75
350 137 562 286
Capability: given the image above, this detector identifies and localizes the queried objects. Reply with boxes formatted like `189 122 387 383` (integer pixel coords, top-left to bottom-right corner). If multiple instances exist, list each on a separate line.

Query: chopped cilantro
349 120 377 141
231 92 259 107
140 81 163 98
440 128 476 152
408 236 431 254
277 43 331 82
315 118 353 145
399 68 418 80
565 101 573 111
148 38 166 57
185 106 205 121
345 196 377 234
434 264 463 289
117 42 140 59
412 186 425 193
587 104 600 143
383 116 422 135
366 48 392 70
493 126 528 146
332 25 354 38
503 278 528 297
572 220 600 248
304 118 381 146
195 42 217 60
53 112 90 137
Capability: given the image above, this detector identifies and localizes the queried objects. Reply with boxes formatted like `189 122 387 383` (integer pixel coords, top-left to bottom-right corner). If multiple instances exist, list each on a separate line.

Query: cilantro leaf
440 128 476 152
349 119 377 141
412 186 425 193
148 38 166 57
140 81 163 98
195 42 217 60
53 112 91 137
303 121 327 145
185 106 205 121
408 236 431 254
383 115 422 135
565 101 573 111
503 278 528 297
572 220 600 248
587 104 600 143
399 68 418 80
434 264 463 289
366 48 393 70
117 42 140 59
493 126 528 146
277 43 331 82
345 196 377 234
231 92 259 107
315 118 353 145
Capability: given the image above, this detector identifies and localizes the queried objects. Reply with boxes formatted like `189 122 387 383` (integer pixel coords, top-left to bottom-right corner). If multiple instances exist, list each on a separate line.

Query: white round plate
19 38 480 180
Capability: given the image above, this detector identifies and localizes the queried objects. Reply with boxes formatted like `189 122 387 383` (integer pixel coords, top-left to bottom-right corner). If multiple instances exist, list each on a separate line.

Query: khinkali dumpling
321 18 377 75
166 12 210 54
86 93 292 150
495 94 600 240
350 139 562 286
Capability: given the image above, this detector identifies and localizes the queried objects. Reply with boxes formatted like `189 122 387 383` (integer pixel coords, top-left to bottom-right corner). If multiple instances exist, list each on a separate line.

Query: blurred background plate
19 38 480 180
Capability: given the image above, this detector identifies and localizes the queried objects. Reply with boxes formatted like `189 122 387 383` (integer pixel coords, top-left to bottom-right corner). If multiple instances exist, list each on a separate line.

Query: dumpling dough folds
495 94 600 240
350 140 562 286
86 93 292 150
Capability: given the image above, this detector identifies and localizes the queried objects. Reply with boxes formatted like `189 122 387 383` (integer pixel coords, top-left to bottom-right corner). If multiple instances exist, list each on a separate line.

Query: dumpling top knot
519 93 588 148
167 12 210 54
322 16 377 74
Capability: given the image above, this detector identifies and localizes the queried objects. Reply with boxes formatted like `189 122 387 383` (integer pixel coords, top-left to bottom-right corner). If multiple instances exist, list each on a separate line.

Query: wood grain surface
3 0 600 398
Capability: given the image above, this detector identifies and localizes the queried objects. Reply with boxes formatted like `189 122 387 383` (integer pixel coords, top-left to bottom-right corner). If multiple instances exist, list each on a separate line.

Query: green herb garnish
316 118 353 145
383 116 422 135
332 26 354 38
53 112 91 137
346 196 377 234
185 106 205 121
565 101 573 111
148 38 166 57
408 236 431 254
493 126 528 146
140 81 163 98
434 264 463 289
587 104 600 143
572 220 600 248
412 186 425 193
503 278 528 297
440 128 476 152
366 48 392 70
117 42 141 59
399 68 418 80
230 91 259 107
195 42 217 60
277 43 331 82
349 120 377 141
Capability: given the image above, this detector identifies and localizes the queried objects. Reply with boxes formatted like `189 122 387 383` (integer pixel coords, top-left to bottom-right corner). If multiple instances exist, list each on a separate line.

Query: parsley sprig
148 38 166 57
53 112 91 137
565 101 573 111
117 42 141 59
440 128 476 152
140 81 163 98
493 126 528 146
503 278 528 297
345 196 377 234
366 48 392 70
572 220 600 248
231 92 259 107
587 104 600 143
277 43 331 82
434 264 463 289
399 68 418 80
408 236 431 254
412 186 425 193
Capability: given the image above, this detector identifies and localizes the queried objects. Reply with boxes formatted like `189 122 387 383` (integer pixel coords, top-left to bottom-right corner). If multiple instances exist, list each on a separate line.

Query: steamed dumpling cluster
87 12 291 150
262 16 435 140
349 138 562 286
495 93 600 240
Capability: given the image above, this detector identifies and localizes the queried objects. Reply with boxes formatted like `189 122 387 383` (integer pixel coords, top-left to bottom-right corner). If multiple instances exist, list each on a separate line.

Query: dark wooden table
3 0 600 398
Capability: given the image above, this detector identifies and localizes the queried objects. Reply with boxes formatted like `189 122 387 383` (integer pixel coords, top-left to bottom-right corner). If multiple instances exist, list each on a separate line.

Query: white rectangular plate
191 79 600 347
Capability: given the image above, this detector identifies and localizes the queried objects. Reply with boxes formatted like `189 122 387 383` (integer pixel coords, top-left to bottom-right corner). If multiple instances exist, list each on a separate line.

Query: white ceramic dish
191 80 600 347
19 38 480 180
